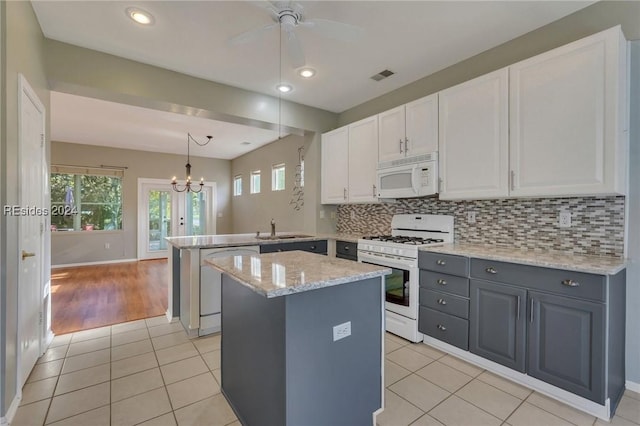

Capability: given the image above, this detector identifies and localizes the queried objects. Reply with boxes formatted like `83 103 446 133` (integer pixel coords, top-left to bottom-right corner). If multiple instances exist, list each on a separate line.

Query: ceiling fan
229 1 364 69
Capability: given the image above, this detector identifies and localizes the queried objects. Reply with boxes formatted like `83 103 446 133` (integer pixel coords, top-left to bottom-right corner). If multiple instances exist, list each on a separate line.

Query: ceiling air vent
370 69 395 82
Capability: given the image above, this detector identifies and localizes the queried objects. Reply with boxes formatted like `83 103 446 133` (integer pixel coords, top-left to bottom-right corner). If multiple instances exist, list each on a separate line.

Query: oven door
358 252 419 319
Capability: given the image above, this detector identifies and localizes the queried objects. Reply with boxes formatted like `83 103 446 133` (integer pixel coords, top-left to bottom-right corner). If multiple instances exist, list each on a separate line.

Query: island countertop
165 232 364 249
419 243 627 275
205 250 390 298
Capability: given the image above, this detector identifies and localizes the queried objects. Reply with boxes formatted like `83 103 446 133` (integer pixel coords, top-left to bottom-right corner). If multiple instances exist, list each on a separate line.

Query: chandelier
171 133 212 193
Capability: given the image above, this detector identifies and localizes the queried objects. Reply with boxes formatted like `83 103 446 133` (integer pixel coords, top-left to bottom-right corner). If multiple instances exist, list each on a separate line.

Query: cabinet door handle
437 298 447 305
510 170 515 191
436 259 446 266
516 296 521 320
485 267 497 274
399 139 404 153
343 188 347 200
437 324 447 331
439 178 443 193
372 184 377 197
404 137 409 153
437 279 447 286
561 279 580 287
344 246 349 251
529 298 534 323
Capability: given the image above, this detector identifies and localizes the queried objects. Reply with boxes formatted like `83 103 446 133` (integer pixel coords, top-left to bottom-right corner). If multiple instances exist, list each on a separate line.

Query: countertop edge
419 245 627 276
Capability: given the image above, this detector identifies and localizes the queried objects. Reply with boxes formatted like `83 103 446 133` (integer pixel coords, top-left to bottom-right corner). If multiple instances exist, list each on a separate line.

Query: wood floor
51 259 168 335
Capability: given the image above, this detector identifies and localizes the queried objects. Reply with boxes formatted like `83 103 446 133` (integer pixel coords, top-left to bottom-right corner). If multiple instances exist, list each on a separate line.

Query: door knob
22 250 36 260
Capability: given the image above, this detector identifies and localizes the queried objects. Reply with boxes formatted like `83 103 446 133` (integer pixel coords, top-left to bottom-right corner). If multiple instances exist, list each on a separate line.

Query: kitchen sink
256 234 314 240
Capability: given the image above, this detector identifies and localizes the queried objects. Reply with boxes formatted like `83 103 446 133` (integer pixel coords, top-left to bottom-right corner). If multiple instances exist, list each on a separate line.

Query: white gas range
358 214 454 342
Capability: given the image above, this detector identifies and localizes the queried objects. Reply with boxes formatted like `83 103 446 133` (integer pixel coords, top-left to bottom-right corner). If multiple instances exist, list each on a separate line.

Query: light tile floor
10 317 640 426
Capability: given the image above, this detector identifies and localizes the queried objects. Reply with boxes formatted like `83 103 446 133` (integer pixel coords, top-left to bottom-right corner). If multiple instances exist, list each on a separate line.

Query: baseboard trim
1 393 20 426
52 258 139 268
626 380 640 393
422 336 611 421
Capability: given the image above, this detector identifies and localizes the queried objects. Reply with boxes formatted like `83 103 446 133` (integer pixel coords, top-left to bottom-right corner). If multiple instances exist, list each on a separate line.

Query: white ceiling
34 1 594 159
51 92 284 160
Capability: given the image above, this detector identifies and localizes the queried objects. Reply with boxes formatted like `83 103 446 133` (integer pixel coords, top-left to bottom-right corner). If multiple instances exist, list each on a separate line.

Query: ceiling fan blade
285 30 306 69
300 18 364 42
246 1 280 15
229 23 277 45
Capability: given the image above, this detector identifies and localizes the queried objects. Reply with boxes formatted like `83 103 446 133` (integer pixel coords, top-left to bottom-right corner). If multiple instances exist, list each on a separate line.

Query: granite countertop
165 232 325 249
205 251 391 298
419 243 626 275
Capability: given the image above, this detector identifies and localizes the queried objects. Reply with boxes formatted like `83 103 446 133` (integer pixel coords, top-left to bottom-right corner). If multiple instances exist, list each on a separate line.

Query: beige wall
338 1 640 126
1 1 50 416
51 142 232 265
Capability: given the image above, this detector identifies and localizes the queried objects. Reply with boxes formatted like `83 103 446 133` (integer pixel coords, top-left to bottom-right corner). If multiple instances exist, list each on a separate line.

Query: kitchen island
205 251 390 426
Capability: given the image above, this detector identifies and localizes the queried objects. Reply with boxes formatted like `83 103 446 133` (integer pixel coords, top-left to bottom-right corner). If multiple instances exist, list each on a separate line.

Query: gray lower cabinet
260 240 328 255
336 240 358 261
528 291 605 402
420 251 625 412
469 280 527 372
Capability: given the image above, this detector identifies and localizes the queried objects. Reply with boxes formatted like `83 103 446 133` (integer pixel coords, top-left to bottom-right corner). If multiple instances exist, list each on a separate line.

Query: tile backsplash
336 196 625 257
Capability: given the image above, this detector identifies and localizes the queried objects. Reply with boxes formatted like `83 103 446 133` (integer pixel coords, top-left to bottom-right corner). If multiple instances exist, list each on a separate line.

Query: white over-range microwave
376 153 438 199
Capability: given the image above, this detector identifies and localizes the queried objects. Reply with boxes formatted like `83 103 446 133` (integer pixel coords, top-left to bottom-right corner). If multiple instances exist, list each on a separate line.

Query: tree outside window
272 164 285 191
250 170 261 194
50 169 123 231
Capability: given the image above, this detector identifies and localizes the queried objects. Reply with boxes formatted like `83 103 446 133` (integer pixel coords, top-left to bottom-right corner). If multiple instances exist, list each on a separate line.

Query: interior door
18 75 46 387
138 179 216 259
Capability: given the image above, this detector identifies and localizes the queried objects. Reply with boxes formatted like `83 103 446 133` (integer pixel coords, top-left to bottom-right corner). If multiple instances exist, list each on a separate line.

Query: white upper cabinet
438 68 509 200
378 94 438 163
321 126 349 204
378 106 406 162
348 116 379 203
509 26 627 197
405 94 439 157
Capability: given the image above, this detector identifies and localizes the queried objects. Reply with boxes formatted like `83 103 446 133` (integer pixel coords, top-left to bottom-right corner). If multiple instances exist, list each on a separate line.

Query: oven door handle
358 252 416 271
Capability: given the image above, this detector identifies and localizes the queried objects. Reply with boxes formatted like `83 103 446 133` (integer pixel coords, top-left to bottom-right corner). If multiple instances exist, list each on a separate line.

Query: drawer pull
485 267 497 274
561 279 580 287
437 279 447 286
344 246 349 251
437 298 447 305
436 259 446 266
436 324 447 331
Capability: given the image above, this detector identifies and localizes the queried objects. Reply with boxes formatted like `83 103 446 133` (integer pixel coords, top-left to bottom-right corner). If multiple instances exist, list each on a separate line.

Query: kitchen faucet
270 218 276 237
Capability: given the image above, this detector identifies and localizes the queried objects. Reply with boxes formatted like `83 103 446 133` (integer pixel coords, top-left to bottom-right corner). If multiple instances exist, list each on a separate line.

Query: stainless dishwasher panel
200 246 260 317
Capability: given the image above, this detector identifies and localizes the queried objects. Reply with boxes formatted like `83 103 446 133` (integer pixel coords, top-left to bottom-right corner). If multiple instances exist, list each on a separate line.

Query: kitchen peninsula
165 233 331 336
205 251 390 426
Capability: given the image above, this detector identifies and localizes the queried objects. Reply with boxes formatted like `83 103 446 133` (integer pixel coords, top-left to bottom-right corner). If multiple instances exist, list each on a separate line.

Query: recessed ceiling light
241 141 251 145
298 68 316 78
276 84 293 93
126 7 154 25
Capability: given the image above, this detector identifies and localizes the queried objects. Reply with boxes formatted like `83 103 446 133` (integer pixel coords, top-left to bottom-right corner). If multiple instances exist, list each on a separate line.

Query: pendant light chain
278 21 283 140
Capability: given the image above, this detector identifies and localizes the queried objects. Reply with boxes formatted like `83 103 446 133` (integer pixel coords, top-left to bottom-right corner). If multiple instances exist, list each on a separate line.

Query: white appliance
199 246 260 336
358 214 454 342
376 153 438 199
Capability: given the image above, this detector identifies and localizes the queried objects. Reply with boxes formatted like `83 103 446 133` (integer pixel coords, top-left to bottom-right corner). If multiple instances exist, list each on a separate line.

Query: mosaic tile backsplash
336 196 625 257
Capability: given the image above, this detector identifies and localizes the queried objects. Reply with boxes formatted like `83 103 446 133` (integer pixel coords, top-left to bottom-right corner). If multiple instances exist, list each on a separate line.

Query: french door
138 178 216 259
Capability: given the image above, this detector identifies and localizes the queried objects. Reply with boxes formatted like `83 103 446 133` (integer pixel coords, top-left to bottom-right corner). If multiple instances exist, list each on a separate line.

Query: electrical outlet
330 211 336 220
350 211 356 220
467 211 476 223
319 209 325 219
104 243 110 249
333 321 351 342
559 211 572 228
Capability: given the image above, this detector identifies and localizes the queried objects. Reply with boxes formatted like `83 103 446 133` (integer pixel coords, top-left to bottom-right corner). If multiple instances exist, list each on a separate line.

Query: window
250 170 261 194
233 175 242 196
50 166 123 231
272 164 285 191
